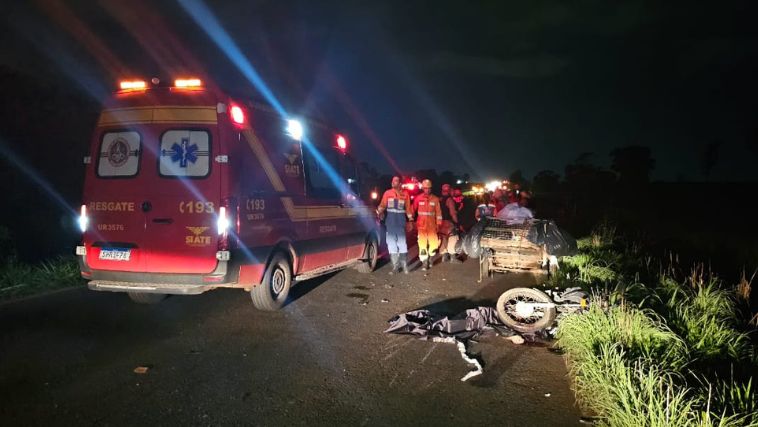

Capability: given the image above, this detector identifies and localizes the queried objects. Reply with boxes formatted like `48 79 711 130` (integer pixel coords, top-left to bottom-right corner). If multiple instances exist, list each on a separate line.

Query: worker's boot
449 254 463 264
420 250 428 271
442 253 450 263
388 254 400 275
400 253 410 274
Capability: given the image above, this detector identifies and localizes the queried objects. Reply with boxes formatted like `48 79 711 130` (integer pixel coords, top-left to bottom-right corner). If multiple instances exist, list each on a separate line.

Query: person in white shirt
497 191 533 225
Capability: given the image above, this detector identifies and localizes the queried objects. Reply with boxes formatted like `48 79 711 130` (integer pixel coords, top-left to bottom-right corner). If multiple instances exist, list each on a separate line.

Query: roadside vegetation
0 226 82 300
552 221 758 426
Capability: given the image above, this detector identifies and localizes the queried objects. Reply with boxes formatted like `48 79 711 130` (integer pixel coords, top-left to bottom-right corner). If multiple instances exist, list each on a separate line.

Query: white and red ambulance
76 78 379 309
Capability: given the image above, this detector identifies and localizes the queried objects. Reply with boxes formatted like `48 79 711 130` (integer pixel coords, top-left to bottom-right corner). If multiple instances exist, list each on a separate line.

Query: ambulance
76 78 379 310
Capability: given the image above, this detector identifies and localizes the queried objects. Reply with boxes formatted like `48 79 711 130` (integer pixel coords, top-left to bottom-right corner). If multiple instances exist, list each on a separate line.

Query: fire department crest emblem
185 226 211 246
107 138 130 167
186 226 209 236
284 153 301 177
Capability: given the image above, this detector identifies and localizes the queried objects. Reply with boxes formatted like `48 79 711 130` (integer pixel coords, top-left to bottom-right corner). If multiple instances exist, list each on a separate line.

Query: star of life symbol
107 138 130 167
169 137 198 168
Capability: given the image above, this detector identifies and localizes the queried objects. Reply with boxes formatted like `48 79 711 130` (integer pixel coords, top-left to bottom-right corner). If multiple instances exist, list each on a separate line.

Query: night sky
3 0 758 181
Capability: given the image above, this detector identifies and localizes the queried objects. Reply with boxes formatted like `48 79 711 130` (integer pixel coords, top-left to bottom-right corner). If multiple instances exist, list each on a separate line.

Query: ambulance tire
251 252 292 311
355 236 379 273
127 292 167 304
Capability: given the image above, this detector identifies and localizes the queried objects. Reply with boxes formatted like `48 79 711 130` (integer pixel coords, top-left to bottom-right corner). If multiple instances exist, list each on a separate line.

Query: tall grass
0 256 82 299
555 221 758 426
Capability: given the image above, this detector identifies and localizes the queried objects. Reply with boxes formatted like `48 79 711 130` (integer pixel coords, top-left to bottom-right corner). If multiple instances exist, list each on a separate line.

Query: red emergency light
229 104 246 126
336 134 348 151
401 182 420 191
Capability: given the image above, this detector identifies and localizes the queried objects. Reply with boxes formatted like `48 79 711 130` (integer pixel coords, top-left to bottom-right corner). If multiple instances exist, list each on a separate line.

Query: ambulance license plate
99 248 131 261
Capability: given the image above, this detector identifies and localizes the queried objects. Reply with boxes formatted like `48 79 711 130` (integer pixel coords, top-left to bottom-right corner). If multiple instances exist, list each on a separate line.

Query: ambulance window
303 145 343 200
98 131 141 177
159 130 211 178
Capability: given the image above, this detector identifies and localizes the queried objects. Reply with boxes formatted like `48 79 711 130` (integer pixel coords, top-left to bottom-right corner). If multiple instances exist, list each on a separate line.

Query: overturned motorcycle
495 287 590 334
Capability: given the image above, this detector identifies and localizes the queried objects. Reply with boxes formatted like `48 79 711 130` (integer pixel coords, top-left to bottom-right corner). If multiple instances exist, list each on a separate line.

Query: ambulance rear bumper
88 280 216 295
79 255 235 295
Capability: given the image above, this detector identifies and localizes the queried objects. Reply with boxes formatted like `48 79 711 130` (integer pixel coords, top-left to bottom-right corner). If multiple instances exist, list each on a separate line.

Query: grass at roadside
553 221 758 426
0 256 83 301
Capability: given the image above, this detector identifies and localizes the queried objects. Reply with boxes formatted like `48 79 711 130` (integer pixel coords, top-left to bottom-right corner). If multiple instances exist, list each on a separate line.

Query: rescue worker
413 179 442 271
475 192 497 221
439 183 462 263
376 176 413 274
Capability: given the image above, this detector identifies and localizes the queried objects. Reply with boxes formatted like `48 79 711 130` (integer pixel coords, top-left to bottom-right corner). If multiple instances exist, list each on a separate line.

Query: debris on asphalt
385 307 507 339
381 298 389 303
544 392 551 397
430 337 483 382
384 307 557 383
133 366 150 374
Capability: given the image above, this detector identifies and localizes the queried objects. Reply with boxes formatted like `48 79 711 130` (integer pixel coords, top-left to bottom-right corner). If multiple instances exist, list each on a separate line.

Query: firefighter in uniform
376 176 413 274
439 183 462 263
413 179 442 271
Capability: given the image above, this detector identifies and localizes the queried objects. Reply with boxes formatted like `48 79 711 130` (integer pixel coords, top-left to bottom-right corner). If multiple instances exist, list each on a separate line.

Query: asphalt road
0 259 583 426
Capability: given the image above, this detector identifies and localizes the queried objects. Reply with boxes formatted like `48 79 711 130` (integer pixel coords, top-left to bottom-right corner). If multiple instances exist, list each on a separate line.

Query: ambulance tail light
78 204 88 233
119 80 147 92
217 198 239 251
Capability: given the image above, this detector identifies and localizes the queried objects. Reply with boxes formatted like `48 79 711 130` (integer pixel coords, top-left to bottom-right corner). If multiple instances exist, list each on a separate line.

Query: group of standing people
377 176 531 274
376 177 467 274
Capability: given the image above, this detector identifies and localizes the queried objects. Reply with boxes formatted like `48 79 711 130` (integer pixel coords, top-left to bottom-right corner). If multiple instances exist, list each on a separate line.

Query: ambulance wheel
251 253 292 311
127 292 167 304
355 236 379 273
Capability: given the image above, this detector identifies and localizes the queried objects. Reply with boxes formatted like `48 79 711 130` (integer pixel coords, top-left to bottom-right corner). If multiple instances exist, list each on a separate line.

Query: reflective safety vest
378 189 413 230
413 193 442 231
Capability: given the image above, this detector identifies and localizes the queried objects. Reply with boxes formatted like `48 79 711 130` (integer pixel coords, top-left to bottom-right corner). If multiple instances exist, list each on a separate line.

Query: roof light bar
119 80 146 91
174 78 203 88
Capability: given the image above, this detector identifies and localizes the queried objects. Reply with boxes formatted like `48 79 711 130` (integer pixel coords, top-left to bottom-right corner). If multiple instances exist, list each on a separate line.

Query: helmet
421 179 433 189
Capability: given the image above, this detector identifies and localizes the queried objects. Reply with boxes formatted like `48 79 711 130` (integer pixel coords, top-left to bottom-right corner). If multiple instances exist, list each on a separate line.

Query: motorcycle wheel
496 288 557 334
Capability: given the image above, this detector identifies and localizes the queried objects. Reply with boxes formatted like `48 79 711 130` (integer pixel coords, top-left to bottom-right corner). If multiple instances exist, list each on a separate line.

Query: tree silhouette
532 170 561 194
700 140 722 180
610 145 655 186
509 169 525 185
439 170 456 187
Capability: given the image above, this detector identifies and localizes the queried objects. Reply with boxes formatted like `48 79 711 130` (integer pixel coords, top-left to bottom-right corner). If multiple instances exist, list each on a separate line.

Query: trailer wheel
250 252 292 310
355 236 379 273
127 292 167 304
